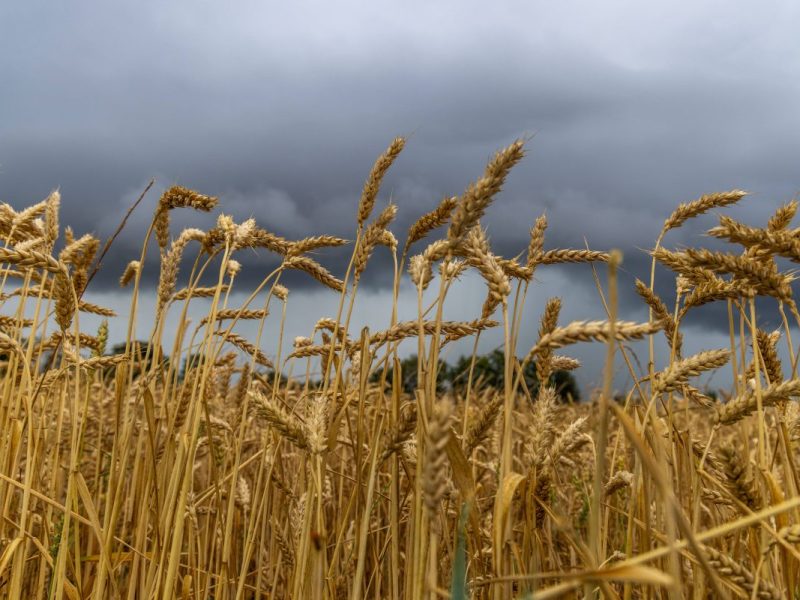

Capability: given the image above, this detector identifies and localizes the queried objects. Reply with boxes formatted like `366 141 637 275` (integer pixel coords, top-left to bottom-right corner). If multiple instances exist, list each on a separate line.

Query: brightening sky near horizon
1 0 799 389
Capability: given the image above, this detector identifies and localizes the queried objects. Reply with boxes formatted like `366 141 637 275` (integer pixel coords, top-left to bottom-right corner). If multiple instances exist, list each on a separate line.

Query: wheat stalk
701 545 781 599
460 227 510 318
200 309 269 325
653 247 793 300
662 189 747 232
605 471 633 496
172 285 229 300
525 320 663 360
448 139 525 244
423 399 453 517
463 392 503 455
288 236 349 256
535 297 561 383
155 185 218 251
369 319 497 347
358 137 405 226
652 349 730 394
283 256 344 292
119 260 140 287
549 355 581 371
708 215 800 261
53 271 76 331
405 196 458 249
380 406 417 463
249 389 312 452
768 199 798 231
716 379 800 424
526 213 548 270
0 246 64 273
157 228 205 312
635 279 683 354
217 332 273 368
537 249 609 264
353 204 397 280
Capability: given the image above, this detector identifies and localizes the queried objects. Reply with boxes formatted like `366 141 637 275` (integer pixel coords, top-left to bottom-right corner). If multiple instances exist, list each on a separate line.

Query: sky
1 0 799 390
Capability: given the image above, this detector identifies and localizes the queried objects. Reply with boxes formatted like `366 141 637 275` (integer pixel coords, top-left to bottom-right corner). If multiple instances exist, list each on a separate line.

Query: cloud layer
2 0 799 385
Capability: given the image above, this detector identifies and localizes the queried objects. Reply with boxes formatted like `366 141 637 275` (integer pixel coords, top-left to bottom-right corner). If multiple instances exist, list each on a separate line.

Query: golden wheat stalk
288 235 349 256
172 285 229 300
634 279 683 354
537 249 609 264
755 329 783 384
409 254 432 289
353 204 398 280
119 260 140 287
0 316 34 330
701 545 781 599
53 271 76 331
460 227 510 318
358 137 405 226
380 406 417 463
77 301 116 317
463 392 502 455
771 524 800 548
283 256 344 292
200 308 269 325
535 297 562 383
43 331 103 353
288 343 347 360
0 246 63 273
717 445 762 512
157 228 205 311
94 320 108 357
447 139 525 244
683 385 716 409
548 416 590 468
496 256 530 280
526 213 548 269
604 471 633 496
550 355 581 371
155 185 218 250
768 199 798 231
43 190 60 251
652 349 730 394
717 379 800 424
216 332 273 368
661 189 747 232
369 319 498 347
249 389 312 452
59 233 99 268
405 196 458 249
423 399 453 516
680 278 753 313
525 320 663 360
80 354 129 369
708 215 800 261
653 247 793 300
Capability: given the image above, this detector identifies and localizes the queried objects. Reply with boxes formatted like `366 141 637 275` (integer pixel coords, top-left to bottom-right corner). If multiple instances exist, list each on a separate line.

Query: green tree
448 348 580 403
370 354 452 394
372 349 580 403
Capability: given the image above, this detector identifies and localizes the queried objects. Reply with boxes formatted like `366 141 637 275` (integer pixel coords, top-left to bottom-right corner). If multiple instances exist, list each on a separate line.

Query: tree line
36 342 580 402
371 349 580 403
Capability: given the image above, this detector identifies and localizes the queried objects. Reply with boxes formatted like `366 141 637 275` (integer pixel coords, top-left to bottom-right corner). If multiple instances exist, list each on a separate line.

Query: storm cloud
1 0 799 384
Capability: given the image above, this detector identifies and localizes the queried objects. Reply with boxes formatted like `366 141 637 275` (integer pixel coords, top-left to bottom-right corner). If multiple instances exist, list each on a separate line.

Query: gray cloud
1 0 799 345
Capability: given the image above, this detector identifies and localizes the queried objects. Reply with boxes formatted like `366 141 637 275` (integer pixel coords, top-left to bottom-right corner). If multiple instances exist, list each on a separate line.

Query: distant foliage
372 349 580 402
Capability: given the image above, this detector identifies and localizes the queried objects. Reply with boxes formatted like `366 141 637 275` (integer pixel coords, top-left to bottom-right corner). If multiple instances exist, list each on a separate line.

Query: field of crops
1 138 799 598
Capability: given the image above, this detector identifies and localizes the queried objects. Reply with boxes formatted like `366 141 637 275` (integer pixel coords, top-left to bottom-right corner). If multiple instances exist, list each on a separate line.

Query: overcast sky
2 0 799 389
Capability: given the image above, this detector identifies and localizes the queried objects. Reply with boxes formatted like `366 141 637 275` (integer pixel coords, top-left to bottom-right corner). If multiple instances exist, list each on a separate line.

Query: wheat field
1 137 799 599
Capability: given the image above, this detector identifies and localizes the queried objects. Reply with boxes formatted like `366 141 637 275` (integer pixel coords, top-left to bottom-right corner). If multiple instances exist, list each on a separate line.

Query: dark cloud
1 0 799 337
